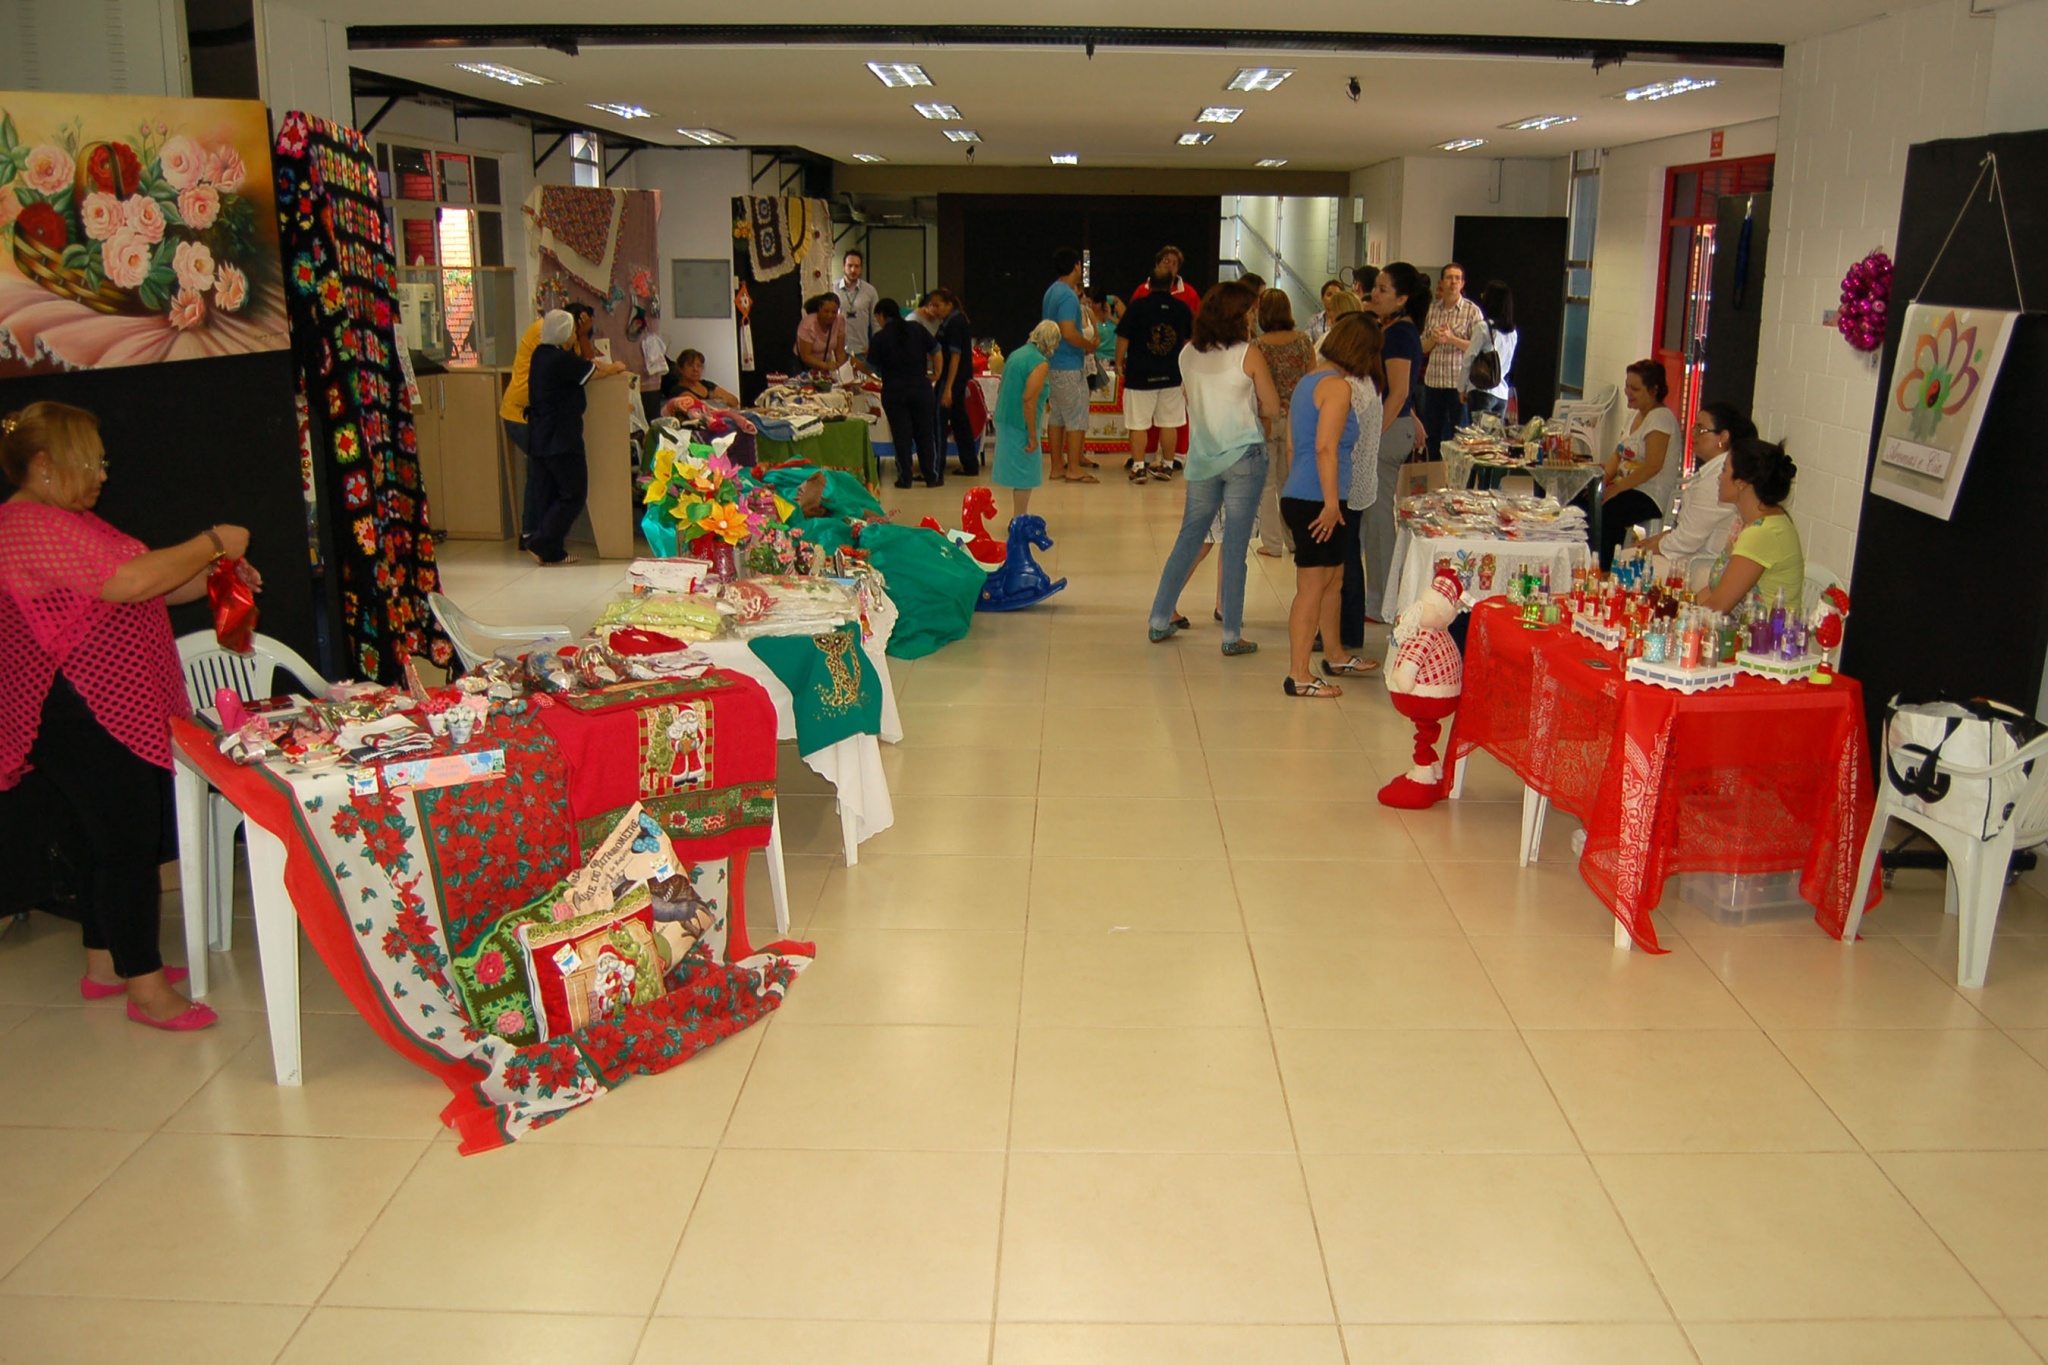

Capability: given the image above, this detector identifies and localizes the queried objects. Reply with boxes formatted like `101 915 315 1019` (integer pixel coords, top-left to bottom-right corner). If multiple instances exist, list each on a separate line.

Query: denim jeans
1148 446 1269 644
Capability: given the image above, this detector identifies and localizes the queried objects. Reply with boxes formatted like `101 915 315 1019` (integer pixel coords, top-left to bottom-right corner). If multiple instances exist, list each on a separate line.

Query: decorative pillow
648 856 731 969
562 801 679 918
517 898 665 1041
450 886 569 1047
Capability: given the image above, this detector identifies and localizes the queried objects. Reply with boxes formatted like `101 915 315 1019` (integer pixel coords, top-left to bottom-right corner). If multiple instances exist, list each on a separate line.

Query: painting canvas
0 91 287 378
1870 301 2018 520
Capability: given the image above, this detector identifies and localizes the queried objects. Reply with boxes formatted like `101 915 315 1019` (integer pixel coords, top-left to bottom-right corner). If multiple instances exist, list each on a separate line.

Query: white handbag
1883 697 2039 840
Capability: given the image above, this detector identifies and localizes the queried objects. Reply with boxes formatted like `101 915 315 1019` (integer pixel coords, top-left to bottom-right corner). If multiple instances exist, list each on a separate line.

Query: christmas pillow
517 897 666 1041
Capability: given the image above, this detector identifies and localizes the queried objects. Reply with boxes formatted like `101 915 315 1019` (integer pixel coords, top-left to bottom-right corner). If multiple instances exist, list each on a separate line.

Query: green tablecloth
754 420 880 490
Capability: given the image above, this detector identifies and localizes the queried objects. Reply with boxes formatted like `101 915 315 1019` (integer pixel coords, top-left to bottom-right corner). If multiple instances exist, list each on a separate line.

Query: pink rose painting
0 93 286 375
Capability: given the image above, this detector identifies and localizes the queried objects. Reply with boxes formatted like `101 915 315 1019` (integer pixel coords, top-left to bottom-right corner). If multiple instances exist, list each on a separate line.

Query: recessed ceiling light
588 102 653 120
851 153 886 164
1177 132 1215 146
675 128 733 145
453 61 553 88
868 61 932 88
1438 137 1488 152
913 102 962 119
1197 107 1243 124
1565 0 1641 5
943 129 981 143
1255 158 1288 168
1227 67 1294 91
1050 153 1079 165
1501 114 1580 131
1615 76 1719 101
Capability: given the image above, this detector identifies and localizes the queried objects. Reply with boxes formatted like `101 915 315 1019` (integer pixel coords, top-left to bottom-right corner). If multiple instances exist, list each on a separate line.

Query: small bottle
1680 621 1703 668
1768 587 1787 653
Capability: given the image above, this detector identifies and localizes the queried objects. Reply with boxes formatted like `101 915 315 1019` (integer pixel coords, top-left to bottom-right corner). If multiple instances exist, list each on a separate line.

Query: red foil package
208 556 260 653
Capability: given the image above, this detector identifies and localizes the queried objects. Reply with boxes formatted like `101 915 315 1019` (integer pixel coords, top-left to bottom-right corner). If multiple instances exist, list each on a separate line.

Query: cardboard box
1397 460 1449 498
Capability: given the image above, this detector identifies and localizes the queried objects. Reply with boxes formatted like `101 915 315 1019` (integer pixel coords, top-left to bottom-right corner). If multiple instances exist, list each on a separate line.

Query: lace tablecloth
1383 531 1591 621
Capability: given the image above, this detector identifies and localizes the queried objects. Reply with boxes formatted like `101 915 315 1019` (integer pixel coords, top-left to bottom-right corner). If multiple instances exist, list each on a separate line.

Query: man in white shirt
1642 401 1753 574
836 249 879 360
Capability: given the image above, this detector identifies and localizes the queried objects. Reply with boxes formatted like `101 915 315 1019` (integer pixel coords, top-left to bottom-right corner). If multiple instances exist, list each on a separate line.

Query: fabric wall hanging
273 111 451 678
523 185 662 379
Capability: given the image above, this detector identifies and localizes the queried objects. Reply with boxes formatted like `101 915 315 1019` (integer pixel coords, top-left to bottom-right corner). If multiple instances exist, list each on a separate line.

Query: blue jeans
1148 447 1269 644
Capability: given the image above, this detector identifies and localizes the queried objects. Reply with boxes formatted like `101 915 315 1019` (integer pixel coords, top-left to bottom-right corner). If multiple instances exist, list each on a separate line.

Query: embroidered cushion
450 885 568 1047
518 898 665 1040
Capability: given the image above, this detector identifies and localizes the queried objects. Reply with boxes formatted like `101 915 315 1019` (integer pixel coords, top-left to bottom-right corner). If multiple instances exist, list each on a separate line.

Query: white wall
1346 156 1568 274
255 0 347 125
1987 0 2048 133
630 149 749 393
2 0 189 96
1753 0 1997 584
1349 161 1401 272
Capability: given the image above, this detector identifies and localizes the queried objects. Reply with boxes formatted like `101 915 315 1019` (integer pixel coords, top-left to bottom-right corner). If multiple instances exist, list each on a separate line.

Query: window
570 133 603 188
374 142 511 366
1653 153 1774 467
1558 148 1601 400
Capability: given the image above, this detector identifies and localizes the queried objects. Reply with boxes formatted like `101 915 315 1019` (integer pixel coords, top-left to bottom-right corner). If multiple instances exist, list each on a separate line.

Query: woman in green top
992 321 1060 521
1699 437 1805 613
1092 292 1123 361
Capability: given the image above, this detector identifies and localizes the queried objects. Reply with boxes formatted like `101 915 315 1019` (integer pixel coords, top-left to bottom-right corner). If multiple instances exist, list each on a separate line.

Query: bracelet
204 527 225 560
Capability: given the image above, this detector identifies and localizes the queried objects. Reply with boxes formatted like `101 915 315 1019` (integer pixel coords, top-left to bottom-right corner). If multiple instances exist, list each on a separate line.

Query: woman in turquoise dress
992 321 1060 520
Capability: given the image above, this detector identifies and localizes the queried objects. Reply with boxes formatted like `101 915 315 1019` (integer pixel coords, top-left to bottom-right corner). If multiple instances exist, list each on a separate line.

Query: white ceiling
332 0 1901 169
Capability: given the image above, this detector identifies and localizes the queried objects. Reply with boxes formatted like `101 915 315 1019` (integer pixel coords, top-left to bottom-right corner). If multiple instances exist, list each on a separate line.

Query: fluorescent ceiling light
851 153 886 164
588 102 652 120
1565 0 1641 5
943 129 981 143
1501 114 1579 131
1438 137 1487 152
1176 132 1215 146
868 61 932 88
1615 76 1719 101
1197 107 1243 124
913 102 962 119
676 128 733 145
453 62 552 88
1255 158 1288 168
1050 153 1079 165
1227 67 1293 91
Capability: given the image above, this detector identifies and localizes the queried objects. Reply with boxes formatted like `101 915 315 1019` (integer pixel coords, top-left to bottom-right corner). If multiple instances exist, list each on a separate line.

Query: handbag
1467 339 1502 392
1883 696 2040 839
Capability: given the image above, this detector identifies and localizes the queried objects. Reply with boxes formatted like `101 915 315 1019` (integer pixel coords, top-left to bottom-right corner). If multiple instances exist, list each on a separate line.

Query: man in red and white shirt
1418 262 1483 461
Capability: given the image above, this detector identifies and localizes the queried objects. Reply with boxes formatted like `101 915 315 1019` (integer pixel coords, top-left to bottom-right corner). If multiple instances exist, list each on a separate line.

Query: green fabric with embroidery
746 622 883 756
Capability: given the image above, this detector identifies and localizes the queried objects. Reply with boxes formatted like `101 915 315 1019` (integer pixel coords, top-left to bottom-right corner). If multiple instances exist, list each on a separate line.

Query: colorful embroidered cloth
169 680 806 1152
1447 600 1883 951
273 112 451 678
747 623 883 757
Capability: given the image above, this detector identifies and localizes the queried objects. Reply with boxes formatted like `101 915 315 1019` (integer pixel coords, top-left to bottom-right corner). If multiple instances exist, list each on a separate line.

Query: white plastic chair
429 592 572 672
1803 563 1843 616
176 631 329 951
1845 729 2048 987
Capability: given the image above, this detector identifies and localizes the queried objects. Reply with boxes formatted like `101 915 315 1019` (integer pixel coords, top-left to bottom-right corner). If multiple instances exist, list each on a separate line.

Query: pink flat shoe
125 998 218 1032
80 966 189 1001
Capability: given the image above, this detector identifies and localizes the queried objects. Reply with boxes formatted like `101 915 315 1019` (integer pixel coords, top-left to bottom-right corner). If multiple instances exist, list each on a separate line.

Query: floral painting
0 92 287 377
1871 301 2018 521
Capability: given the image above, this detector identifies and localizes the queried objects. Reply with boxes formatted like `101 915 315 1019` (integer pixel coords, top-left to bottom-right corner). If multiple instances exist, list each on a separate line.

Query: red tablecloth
1448 600 1883 951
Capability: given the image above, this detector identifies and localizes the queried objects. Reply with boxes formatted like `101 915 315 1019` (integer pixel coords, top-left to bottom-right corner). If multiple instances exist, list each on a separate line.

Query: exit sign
1710 129 1725 158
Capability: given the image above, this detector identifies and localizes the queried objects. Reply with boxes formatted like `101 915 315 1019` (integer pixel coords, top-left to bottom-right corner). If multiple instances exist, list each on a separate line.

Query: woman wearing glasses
1637 401 1755 566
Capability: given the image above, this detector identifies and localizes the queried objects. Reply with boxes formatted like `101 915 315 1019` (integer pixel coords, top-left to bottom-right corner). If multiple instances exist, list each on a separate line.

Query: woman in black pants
866 299 943 488
525 309 628 564
0 402 261 1030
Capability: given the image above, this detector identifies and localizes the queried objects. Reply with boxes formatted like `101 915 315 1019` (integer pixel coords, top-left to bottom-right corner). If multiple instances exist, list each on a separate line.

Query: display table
754 418 880 490
169 671 811 1147
1446 600 1882 951
1382 530 1591 621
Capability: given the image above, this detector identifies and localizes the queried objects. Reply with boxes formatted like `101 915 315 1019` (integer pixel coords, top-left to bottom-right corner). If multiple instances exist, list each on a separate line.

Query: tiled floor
5 472 2048 1364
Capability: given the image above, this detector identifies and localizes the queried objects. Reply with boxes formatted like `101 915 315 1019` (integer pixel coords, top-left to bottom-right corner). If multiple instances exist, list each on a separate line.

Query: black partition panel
1839 129 2048 749
1451 215 1569 422
0 349 320 666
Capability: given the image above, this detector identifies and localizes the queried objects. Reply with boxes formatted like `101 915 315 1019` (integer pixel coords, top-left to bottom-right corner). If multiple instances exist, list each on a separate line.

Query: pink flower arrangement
21 144 71 195
166 286 207 331
80 191 123 241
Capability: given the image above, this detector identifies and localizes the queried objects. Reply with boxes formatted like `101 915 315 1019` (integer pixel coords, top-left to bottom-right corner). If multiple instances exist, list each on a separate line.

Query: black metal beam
532 131 569 172
357 95 402 138
605 145 638 179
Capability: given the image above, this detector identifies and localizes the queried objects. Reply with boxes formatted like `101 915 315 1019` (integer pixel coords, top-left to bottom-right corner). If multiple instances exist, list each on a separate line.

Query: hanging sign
1709 130 1725 158
1870 302 2017 520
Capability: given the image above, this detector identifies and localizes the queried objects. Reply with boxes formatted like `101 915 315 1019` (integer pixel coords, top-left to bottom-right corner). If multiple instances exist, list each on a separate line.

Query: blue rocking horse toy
977 515 1067 612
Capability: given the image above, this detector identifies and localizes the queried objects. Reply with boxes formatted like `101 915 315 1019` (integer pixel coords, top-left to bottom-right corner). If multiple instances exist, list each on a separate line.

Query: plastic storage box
1675 870 1812 927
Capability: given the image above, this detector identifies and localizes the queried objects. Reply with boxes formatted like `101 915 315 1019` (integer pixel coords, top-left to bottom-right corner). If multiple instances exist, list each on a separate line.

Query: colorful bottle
1768 587 1787 653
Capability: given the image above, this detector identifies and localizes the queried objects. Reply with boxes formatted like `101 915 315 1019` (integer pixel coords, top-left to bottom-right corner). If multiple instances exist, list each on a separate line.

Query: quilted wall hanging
522 184 662 380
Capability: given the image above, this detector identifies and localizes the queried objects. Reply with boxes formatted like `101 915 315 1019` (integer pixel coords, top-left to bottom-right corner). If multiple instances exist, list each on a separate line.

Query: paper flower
1836 250 1892 353
1894 309 1981 441
702 502 750 544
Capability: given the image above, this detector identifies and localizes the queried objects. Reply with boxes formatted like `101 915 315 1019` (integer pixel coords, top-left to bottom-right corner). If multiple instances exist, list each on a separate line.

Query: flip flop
1067 472 1100 484
1284 676 1341 698
1321 656 1381 676
1170 614 1191 630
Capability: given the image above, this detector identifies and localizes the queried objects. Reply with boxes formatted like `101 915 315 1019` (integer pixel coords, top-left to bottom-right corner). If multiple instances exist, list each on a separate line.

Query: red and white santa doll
1378 568 1465 810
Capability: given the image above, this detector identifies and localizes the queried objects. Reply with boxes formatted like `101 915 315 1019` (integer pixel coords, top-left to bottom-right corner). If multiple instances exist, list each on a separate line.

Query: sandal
1221 640 1259 657
1322 656 1380 676
1284 676 1341 698
1067 472 1100 484
1170 614 1191 630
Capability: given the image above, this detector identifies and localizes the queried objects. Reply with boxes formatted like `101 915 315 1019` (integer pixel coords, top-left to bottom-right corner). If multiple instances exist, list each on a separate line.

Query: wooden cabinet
412 370 509 540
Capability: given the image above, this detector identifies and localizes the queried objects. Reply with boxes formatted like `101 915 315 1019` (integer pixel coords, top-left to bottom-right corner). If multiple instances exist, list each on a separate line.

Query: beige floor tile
883 745 1043 797
724 1023 1014 1150
1772 1028 2048 1150
744 851 835 936
1046 645 1190 680
771 930 1024 1026
1692 937 1992 1031
642 1319 990 1365
895 702 1046 749
327 1142 706 1314
1040 705 1203 750
1685 1318 2042 1364
3 1132 422 1305
1878 1151 2048 1318
0 1003 260 1131
162 1011 447 1140
1182 669 1334 712
1472 937 1756 1030
774 794 865 859
0 1297 304 1365
1010 1026 1293 1152
896 664 1049 705
2011 1029 2048 1067
1021 931 1264 1028
1252 935 1511 1029
1441 751 1537 802
1194 705 1362 752
1037 669 1192 709
1037 746 1213 798
1397 799 1560 862
1230 859 1461 937
279 1307 644 1365
1216 800 1422 861
180 921 362 1017
660 1149 1004 1320
0 1128 146 1278
1342 1324 1697 1363
1028 857 1241 933
1276 1030 1578 1153
995 1323 1347 1364
1525 1031 1854 1153
2018 1319 2048 1354
0 1004 29 1038
810 855 1031 931
869 796 1039 857
1304 1153 1667 1322
1202 746 1386 797
515 1025 763 1148
1593 1152 1996 1320
1938 934 2048 1028
1034 796 1222 859
0 913 92 1005
998 1152 1334 1323
1432 861 1629 937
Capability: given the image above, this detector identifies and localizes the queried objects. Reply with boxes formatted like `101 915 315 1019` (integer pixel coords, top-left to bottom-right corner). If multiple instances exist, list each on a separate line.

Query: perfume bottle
1769 587 1787 653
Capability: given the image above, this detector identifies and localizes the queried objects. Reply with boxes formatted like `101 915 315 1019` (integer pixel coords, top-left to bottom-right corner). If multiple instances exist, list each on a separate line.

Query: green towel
746 623 883 756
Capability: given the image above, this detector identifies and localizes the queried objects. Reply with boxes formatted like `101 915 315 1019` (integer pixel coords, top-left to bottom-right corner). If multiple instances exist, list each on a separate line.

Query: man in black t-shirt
867 298 944 487
926 288 979 476
1114 267 1195 482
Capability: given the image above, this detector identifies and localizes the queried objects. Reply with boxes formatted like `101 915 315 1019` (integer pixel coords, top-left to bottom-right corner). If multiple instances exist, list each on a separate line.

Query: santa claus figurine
1378 568 1466 810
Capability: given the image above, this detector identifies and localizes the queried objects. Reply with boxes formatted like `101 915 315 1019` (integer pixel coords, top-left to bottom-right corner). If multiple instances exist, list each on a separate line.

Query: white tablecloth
1382 531 1592 621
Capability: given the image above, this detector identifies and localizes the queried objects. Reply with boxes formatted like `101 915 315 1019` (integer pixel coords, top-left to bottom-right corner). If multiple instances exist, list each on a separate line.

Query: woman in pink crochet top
0 402 256 1031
